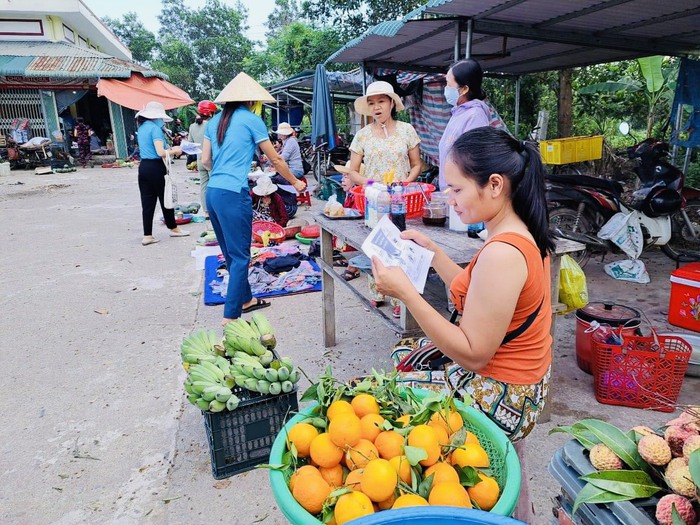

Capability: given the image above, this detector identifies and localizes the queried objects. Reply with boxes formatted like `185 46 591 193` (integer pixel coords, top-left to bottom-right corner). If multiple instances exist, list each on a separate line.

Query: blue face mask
153 118 164 128
444 86 460 107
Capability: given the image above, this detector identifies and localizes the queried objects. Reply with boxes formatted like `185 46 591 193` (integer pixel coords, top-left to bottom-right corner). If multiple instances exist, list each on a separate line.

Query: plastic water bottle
390 184 407 231
376 185 391 226
364 181 376 227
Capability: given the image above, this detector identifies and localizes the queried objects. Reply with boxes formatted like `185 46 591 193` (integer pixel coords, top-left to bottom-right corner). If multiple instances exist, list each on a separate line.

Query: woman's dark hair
136 116 147 126
76 117 84 125
217 101 245 145
449 127 555 258
450 58 484 101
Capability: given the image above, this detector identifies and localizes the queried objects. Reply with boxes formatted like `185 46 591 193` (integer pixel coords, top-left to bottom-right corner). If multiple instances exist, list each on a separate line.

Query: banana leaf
579 470 661 498
572 483 631 516
578 79 641 94
690 449 700 490
575 419 646 471
549 423 600 449
673 505 687 525
637 56 665 93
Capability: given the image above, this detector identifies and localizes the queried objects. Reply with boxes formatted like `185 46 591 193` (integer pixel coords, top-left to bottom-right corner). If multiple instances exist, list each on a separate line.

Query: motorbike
4 136 53 170
547 132 700 266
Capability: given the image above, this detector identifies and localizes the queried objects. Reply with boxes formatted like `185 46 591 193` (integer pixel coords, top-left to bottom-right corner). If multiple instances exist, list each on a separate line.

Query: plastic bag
324 194 344 217
559 254 589 313
604 259 650 284
597 212 643 259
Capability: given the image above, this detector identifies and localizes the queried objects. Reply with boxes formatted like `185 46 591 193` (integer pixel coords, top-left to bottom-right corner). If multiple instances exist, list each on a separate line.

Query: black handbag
395 298 543 372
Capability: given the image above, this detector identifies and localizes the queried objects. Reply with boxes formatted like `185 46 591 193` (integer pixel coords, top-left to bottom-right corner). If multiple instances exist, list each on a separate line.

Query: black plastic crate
202 385 298 479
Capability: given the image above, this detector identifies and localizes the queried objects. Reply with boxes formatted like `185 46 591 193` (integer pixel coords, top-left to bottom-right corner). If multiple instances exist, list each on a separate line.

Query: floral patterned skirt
391 336 550 442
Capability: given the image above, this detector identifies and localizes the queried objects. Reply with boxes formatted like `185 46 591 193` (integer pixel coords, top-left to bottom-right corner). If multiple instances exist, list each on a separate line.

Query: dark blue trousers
206 187 253 319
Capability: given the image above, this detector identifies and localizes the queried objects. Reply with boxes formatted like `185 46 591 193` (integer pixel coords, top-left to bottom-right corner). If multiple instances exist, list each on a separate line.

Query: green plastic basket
268 389 521 524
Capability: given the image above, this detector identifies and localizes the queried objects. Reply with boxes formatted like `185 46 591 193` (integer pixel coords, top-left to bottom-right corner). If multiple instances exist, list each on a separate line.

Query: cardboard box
669 262 700 331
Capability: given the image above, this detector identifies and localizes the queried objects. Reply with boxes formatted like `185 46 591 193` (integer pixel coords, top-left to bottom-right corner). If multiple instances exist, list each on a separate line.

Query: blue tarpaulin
670 58 700 148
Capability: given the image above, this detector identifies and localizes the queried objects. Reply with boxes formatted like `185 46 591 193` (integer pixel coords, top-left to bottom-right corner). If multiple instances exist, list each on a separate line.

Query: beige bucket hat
276 122 294 136
354 81 404 116
135 101 173 122
252 175 278 196
215 72 276 104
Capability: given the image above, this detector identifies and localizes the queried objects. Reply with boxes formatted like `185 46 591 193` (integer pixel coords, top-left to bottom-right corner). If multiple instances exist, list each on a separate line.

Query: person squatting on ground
270 122 304 219
341 81 422 318
375 127 554 444
201 73 306 325
135 101 190 246
189 100 217 219
251 175 289 226
73 117 92 168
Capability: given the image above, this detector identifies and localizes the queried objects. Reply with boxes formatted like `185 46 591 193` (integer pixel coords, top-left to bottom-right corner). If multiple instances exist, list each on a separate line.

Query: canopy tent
327 0 700 76
96 73 194 111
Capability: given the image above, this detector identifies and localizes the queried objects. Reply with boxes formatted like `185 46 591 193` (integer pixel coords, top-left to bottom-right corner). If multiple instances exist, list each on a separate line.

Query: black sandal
242 298 271 313
341 269 361 281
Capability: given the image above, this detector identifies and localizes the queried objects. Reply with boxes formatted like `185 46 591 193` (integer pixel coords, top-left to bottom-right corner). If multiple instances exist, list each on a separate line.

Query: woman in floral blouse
342 81 422 317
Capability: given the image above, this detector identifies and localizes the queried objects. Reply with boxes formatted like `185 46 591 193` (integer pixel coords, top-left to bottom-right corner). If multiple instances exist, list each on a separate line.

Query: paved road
0 163 697 524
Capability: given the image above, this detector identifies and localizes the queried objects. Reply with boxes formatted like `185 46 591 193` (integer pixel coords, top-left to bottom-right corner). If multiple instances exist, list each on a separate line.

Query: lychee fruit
589 443 623 470
637 434 672 466
655 494 696 525
666 407 700 431
665 457 689 477
682 433 700 459
667 466 697 498
665 425 699 457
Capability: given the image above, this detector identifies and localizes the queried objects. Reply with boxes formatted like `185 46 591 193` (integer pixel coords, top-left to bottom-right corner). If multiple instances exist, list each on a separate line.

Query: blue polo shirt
205 107 269 193
137 120 166 159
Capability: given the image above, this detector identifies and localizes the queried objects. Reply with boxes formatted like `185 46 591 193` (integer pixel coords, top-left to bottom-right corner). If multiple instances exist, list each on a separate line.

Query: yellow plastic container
539 135 604 164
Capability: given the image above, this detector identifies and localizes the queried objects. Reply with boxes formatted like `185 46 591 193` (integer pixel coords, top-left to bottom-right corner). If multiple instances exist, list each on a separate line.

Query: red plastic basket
350 182 435 219
592 332 692 412
252 220 285 243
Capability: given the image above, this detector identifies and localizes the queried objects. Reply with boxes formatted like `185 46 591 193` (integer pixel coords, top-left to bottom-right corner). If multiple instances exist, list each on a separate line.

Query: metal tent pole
464 18 473 59
515 76 521 137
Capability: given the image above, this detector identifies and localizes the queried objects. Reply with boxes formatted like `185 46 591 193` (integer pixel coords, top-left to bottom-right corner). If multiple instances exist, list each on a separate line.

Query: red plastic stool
296 176 312 208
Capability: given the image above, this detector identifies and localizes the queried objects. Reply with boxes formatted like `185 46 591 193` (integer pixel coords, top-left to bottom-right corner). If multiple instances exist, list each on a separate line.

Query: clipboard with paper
361 215 434 294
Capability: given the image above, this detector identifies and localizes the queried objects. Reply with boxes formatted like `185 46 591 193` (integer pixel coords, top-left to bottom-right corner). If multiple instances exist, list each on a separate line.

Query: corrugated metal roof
0 41 167 79
327 0 700 75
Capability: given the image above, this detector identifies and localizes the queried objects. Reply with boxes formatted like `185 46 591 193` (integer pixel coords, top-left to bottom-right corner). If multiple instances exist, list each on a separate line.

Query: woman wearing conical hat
201 72 306 325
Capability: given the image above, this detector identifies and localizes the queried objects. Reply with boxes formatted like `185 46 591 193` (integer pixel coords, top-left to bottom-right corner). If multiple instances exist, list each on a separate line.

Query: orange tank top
449 232 552 384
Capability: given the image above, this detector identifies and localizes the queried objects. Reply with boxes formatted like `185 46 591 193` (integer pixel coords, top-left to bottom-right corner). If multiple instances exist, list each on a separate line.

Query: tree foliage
102 12 158 64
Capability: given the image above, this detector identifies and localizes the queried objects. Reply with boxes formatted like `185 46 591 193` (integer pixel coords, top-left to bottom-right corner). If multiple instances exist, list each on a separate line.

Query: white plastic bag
163 151 177 209
597 212 643 259
604 259 650 284
324 194 344 217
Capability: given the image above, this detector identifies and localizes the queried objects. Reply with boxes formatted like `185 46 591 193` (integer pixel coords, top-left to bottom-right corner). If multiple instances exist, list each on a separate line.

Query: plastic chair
296 176 312 208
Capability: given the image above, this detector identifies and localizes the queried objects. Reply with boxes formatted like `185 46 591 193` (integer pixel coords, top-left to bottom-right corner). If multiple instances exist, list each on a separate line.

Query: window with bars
0 88 47 140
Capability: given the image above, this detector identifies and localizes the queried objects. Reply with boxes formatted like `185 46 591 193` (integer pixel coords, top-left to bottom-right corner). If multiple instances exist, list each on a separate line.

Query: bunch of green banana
184 357 240 413
180 329 225 365
250 313 277 350
229 352 300 395
223 320 267 357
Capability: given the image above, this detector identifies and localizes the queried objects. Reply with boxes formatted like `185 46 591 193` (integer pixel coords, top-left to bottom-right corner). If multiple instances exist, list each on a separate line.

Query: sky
83 0 276 43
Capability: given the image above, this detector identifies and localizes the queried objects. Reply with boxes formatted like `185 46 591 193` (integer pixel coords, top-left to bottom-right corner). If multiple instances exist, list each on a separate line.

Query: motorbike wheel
661 199 700 262
549 206 592 267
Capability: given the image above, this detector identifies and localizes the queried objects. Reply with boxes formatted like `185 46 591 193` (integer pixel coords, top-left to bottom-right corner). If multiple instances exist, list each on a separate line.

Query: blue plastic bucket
347 507 526 524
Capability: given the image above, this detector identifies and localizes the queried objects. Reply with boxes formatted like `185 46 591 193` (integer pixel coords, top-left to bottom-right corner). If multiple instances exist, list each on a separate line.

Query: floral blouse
349 120 421 183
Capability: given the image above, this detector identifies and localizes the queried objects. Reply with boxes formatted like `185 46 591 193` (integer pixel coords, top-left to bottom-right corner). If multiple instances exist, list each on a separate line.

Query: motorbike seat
545 173 623 195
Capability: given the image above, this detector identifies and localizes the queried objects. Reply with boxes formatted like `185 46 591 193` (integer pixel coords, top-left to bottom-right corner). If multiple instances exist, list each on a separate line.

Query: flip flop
342 269 361 281
242 298 271 313
142 238 160 246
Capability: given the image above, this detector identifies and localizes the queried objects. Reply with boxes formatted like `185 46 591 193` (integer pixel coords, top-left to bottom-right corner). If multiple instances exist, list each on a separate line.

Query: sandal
333 259 349 267
342 269 361 281
242 298 271 313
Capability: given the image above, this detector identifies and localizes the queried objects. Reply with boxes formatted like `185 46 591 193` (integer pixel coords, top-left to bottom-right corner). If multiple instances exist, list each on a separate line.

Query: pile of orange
284 394 501 524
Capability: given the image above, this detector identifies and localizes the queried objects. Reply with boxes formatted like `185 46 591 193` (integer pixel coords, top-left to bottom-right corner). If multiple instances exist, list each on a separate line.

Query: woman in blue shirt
201 73 306 325
136 101 189 246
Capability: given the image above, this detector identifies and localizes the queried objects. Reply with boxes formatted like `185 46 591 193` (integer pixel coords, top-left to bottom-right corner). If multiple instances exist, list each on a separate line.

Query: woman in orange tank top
373 127 555 442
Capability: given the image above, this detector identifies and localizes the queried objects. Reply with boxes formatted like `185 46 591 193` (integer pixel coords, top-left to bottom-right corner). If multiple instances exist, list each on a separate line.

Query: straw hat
215 72 275 104
252 175 278 196
276 122 294 136
334 163 365 176
354 81 404 116
136 101 173 122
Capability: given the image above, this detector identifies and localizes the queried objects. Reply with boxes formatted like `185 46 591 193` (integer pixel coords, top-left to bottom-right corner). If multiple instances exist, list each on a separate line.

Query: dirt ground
0 161 697 525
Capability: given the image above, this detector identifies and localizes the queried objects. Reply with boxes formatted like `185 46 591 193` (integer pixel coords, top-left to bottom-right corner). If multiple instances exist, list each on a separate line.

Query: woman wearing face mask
136 101 188 246
438 58 506 192
342 81 422 318
202 73 306 325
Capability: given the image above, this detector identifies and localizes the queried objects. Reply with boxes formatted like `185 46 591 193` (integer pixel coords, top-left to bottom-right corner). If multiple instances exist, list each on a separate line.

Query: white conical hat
214 72 275 104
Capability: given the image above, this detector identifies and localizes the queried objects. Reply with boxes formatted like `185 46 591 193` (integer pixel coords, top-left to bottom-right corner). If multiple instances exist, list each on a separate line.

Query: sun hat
135 101 173 122
215 72 276 104
252 175 278 196
334 163 365 176
354 81 405 116
276 122 294 136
